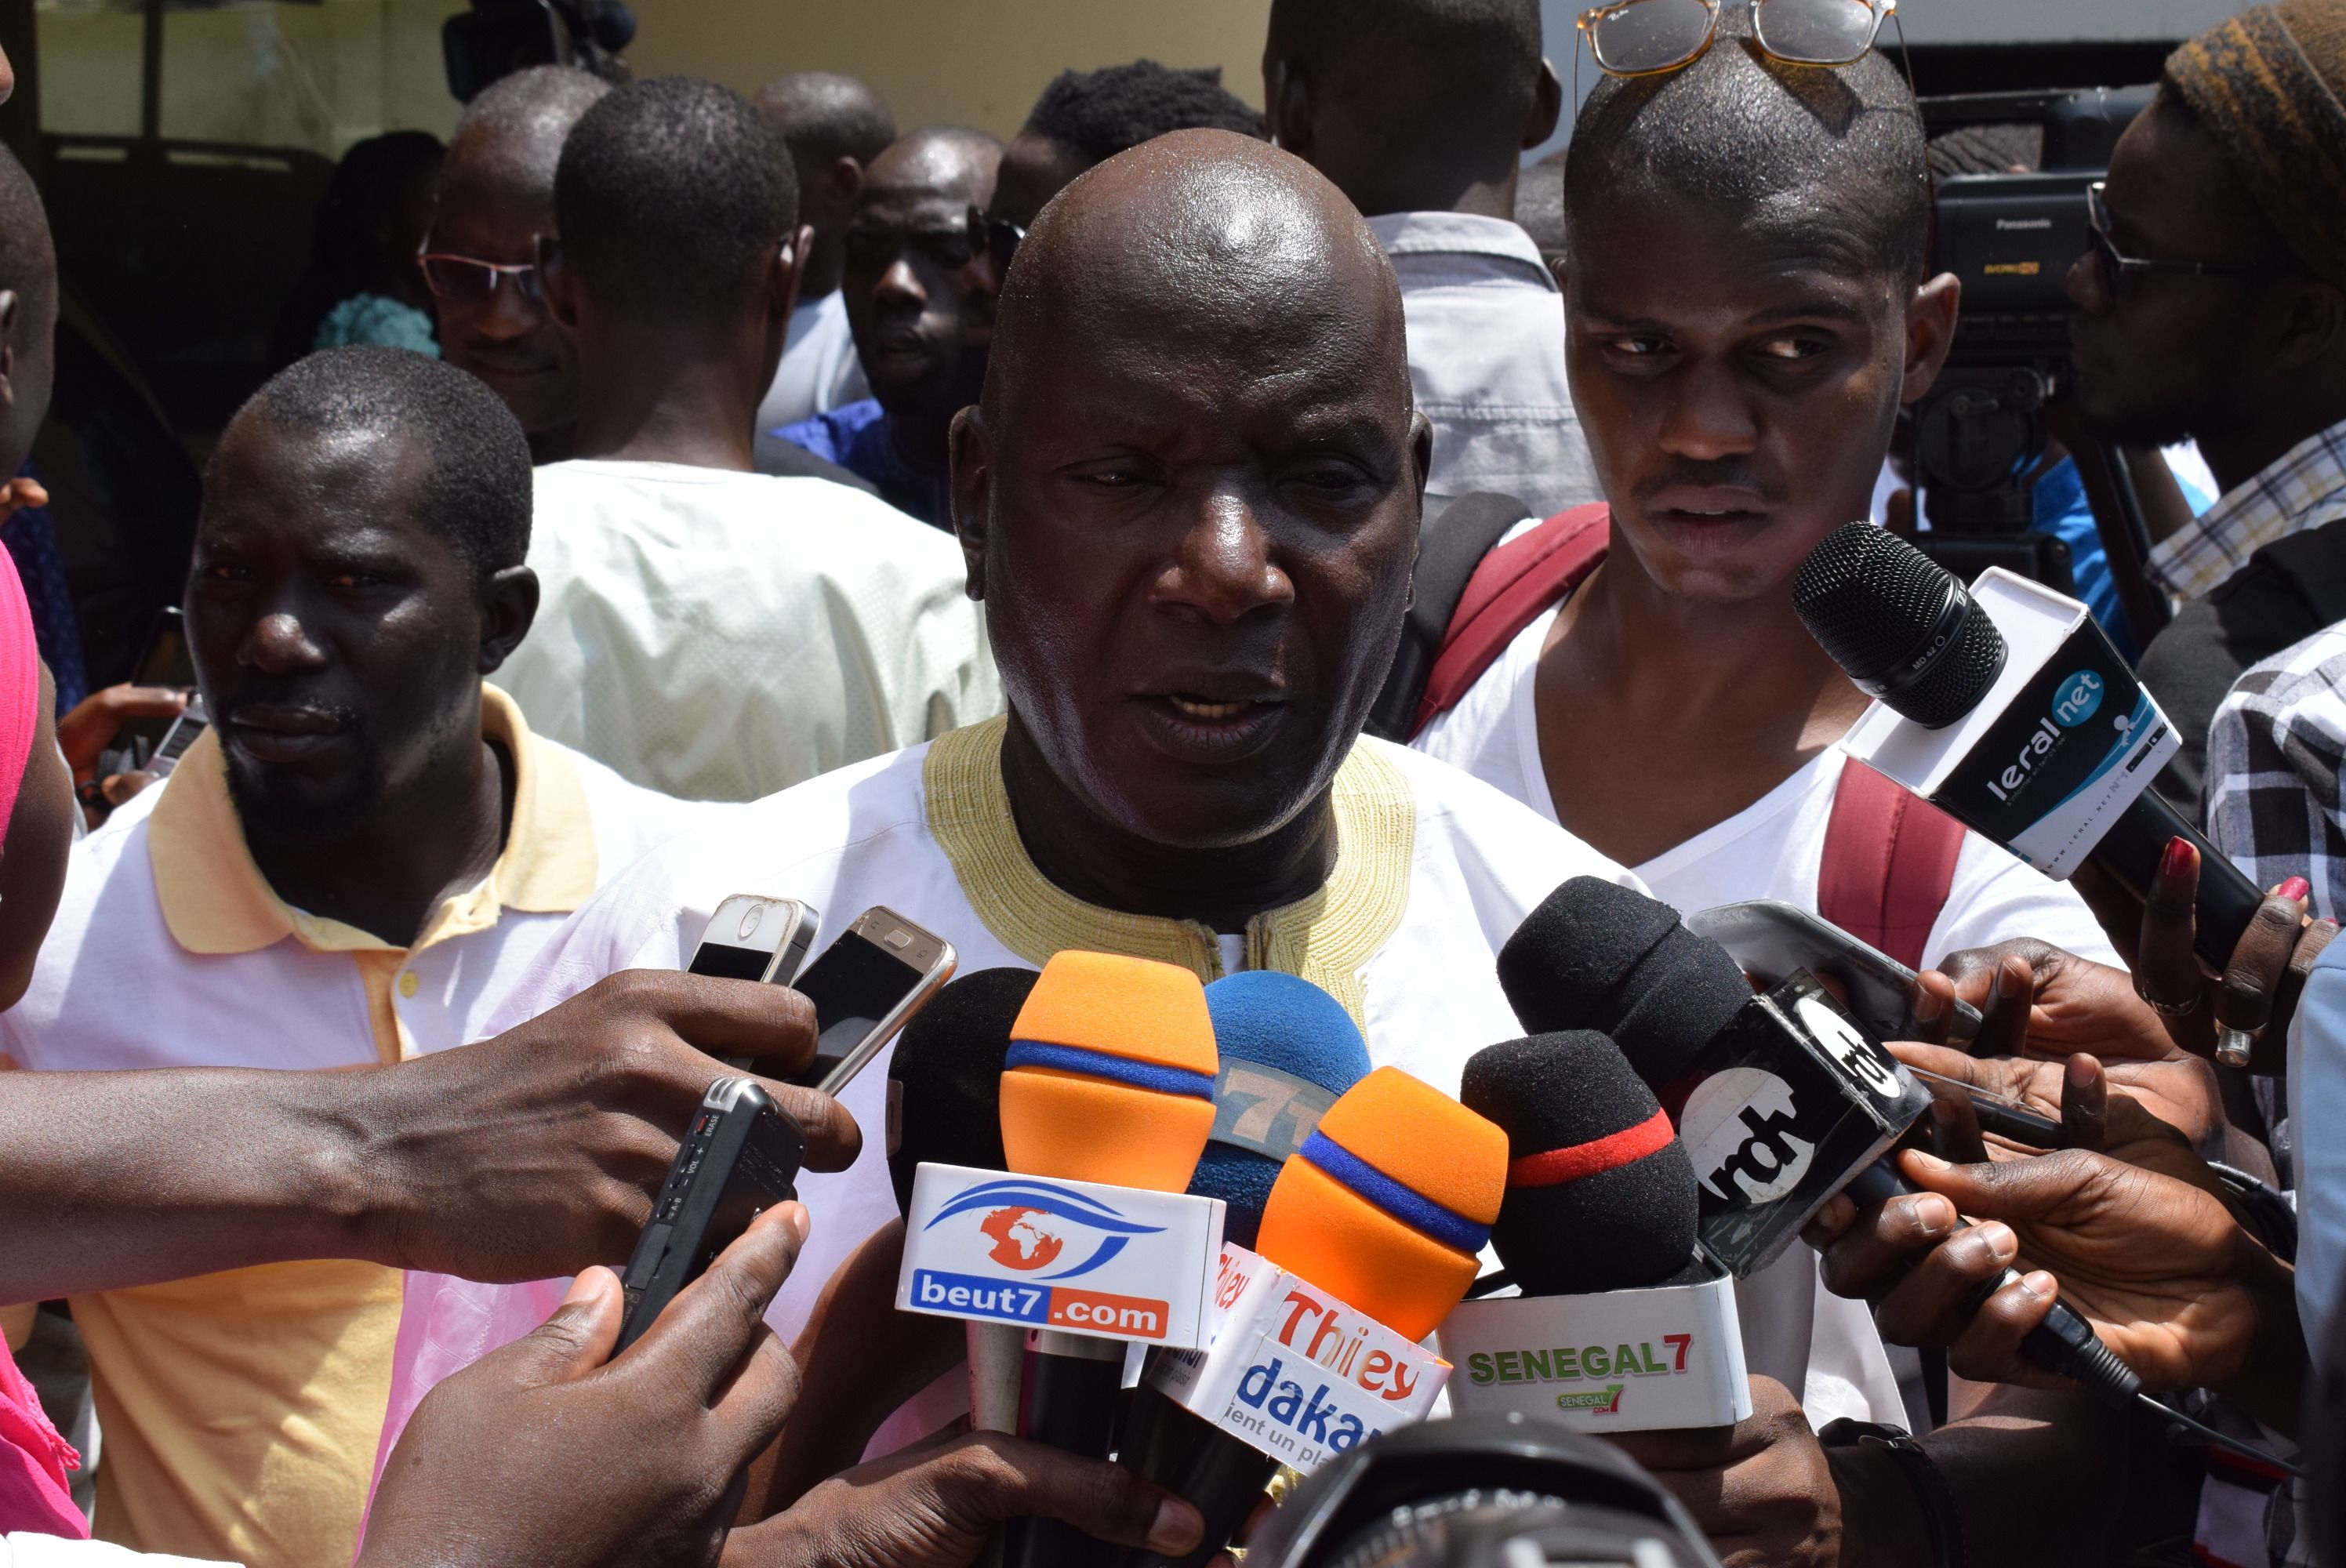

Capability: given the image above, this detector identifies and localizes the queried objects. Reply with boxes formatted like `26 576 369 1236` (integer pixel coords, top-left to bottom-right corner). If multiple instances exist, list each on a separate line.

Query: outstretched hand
361 1202 811 1568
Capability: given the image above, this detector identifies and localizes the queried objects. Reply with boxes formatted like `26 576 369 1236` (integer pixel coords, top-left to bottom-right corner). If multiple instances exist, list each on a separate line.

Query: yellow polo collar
147 684 597 956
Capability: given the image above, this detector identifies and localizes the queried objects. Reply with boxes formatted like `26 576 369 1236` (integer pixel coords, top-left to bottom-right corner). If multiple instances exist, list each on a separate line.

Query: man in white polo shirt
0 348 716 1568
496 76 997 804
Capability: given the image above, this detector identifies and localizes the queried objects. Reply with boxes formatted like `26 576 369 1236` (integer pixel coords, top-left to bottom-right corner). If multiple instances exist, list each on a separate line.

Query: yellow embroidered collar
922 715 1414 1028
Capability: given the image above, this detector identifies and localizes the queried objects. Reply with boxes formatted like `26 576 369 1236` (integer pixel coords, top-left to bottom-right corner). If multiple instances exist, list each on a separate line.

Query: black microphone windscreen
1498 878 1751 1089
886 967 1037 1214
1461 1031 1699 1294
1792 523 2006 728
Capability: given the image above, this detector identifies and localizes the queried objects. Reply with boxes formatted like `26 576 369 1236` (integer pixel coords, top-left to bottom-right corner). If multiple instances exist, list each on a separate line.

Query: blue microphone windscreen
1191 972 1372 1246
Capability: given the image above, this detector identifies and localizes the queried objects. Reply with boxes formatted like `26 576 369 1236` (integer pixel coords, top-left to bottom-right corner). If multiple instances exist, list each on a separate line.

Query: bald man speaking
394 126 1636 1445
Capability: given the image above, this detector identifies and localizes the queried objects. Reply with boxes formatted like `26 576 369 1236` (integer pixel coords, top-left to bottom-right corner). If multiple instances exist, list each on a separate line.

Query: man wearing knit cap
2068 0 2346 815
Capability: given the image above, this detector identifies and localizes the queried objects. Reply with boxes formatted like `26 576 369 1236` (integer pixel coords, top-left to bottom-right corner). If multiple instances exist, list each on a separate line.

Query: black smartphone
739 906 953 1094
614 1078 805 1353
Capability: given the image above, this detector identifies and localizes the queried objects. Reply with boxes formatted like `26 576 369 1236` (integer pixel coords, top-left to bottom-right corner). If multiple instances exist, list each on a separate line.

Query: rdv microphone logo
1680 1067 1816 1206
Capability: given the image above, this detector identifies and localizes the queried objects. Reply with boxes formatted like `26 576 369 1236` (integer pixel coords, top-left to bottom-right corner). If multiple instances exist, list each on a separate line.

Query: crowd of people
3 0 2346 1564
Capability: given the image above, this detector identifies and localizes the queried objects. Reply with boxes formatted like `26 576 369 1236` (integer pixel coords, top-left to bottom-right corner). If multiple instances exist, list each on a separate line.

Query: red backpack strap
1818 760 1968 972
1411 503 1611 738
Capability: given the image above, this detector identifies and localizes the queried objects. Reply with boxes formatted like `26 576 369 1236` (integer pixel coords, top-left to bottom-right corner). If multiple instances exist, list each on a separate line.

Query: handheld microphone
1117 1067 1507 1568
1792 522 2263 967
1000 950 1219 1568
888 967 1040 1433
1497 878 2143 1409
1254 1066 1509 1342
1189 972 1374 1247
1443 1031 1751 1431
1459 1030 1701 1294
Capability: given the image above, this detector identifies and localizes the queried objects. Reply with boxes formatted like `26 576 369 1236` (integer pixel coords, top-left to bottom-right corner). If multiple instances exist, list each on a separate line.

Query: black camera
443 0 637 104
1239 1414 1720 1568
1910 87 2154 587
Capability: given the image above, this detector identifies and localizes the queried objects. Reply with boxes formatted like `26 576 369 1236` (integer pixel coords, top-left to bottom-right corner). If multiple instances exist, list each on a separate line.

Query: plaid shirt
2147 418 2346 601
2206 623 2346 920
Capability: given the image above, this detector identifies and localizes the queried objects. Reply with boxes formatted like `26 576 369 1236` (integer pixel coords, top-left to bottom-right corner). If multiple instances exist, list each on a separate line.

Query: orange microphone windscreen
1252 1066 1508 1339
999 950 1218 1192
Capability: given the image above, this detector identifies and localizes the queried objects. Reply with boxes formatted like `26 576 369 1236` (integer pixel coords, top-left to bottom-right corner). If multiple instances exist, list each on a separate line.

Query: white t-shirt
378 728 1643 1460
498 459 999 804
1414 602 2125 1432
1414 604 2123 967
755 289 869 434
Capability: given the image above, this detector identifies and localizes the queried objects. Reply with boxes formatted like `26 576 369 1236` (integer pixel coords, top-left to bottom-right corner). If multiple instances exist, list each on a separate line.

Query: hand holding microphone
1497 877 2144 1409
1801 1145 2307 1442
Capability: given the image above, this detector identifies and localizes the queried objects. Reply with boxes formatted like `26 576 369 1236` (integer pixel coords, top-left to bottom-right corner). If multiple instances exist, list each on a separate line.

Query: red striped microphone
1459 1031 1703 1294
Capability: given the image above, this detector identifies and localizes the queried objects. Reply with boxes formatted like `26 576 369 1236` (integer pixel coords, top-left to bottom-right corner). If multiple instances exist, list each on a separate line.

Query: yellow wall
31 0 1275 158
626 0 1273 140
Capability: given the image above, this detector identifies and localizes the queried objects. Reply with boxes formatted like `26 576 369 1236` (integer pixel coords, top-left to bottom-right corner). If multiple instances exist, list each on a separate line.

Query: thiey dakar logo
912 1178 1175 1338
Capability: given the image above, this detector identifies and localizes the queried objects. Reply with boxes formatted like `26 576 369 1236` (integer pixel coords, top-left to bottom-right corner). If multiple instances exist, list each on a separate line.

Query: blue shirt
2032 456 2213 666
775 400 952 532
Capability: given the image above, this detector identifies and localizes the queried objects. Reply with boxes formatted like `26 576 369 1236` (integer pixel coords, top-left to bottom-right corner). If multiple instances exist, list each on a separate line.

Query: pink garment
0 1335 82 1537
359 1269 569 1553
0 534 78 1538
0 543 42 829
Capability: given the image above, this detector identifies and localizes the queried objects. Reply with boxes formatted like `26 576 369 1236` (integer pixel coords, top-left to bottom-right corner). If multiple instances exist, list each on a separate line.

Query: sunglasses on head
416 249 544 307
967 205 1026 278
1576 0 1906 91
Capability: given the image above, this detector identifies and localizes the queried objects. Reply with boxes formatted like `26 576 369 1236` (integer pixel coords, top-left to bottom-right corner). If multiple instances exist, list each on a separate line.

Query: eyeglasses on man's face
416 249 544 308
2083 181 2279 304
968 206 1026 279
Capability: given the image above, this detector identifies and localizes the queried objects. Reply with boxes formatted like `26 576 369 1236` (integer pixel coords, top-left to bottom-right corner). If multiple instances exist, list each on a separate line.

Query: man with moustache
0 347 720 1568
391 129 1641 1465
777 127 1003 529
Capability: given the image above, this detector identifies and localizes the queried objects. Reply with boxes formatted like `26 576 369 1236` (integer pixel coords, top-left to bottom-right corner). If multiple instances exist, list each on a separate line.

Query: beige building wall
30 0 1273 158
628 0 1272 140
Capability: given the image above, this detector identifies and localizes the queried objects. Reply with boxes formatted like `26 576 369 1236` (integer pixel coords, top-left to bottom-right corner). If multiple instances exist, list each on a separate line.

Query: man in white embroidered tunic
393 130 1643 1483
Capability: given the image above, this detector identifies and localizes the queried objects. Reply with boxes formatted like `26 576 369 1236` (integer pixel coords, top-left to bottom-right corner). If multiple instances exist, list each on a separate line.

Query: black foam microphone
885 967 1035 1214
1497 879 2143 1409
1460 1031 1701 1294
1793 522 2263 968
887 967 1039 1436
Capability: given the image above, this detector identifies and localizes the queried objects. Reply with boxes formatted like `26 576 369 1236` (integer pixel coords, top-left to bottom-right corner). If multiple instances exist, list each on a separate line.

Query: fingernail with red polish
2279 877 2312 902
2161 837 2195 880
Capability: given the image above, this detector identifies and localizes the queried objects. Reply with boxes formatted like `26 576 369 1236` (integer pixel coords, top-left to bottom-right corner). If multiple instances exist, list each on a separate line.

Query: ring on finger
2133 981 2198 1018
2216 1027 2257 1069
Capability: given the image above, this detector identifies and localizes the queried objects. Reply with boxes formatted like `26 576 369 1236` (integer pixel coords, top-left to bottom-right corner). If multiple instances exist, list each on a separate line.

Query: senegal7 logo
1664 1334 1691 1373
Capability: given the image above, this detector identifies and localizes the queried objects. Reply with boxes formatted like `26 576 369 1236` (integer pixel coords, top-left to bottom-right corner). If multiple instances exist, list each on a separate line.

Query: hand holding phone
614 1077 805 1352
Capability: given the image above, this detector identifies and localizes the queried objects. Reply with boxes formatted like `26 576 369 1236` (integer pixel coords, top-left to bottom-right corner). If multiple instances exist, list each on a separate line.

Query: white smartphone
784 906 955 1095
686 895 819 987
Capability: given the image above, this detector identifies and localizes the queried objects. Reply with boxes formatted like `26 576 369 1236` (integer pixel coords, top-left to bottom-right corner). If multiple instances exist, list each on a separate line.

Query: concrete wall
26 0 2259 165
627 0 1274 141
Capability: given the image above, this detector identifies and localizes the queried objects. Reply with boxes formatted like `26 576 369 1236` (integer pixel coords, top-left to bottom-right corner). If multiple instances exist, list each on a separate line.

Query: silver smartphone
686 895 819 986
147 694 209 778
1684 899 1984 1044
785 906 954 1095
